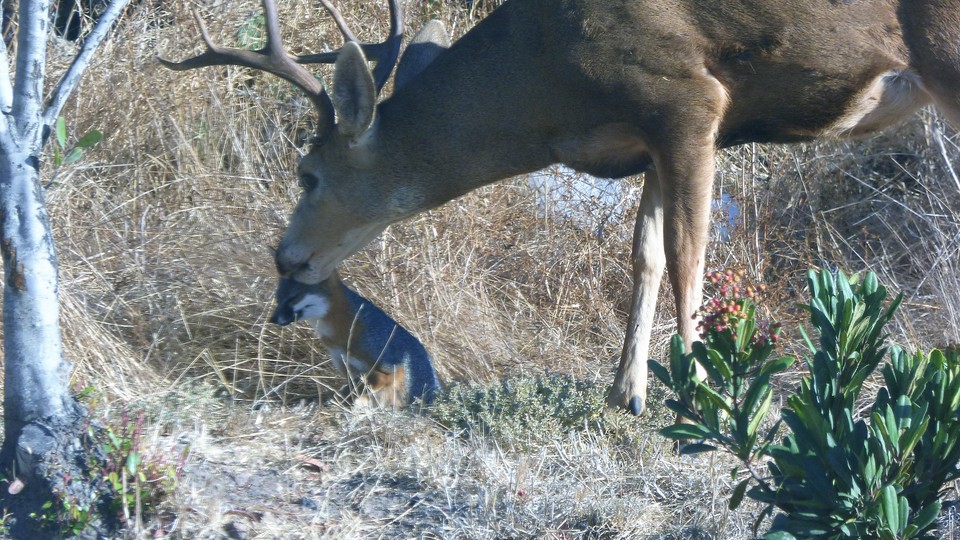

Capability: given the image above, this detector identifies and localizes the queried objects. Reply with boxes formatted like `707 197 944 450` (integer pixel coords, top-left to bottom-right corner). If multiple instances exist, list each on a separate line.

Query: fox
269 271 440 408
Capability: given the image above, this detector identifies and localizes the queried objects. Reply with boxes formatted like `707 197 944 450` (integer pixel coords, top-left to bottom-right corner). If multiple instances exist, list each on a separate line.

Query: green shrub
652 269 960 539
430 372 608 449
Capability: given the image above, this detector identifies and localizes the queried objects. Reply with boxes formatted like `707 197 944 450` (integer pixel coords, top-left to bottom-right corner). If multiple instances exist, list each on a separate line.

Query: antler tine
371 0 404 92
297 0 403 92
318 0 359 44
158 0 335 134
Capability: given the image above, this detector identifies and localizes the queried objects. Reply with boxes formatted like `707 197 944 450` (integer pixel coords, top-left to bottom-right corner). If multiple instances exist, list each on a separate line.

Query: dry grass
5 0 960 537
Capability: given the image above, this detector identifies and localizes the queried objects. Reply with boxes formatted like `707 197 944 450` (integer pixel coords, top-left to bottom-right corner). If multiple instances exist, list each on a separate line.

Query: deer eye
299 173 320 191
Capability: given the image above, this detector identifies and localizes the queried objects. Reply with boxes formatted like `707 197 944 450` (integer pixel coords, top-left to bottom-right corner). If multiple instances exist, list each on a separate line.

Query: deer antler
159 0 404 136
296 0 403 92
159 0 335 135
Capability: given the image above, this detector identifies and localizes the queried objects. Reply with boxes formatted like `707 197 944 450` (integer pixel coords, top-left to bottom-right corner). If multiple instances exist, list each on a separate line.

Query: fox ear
333 41 377 139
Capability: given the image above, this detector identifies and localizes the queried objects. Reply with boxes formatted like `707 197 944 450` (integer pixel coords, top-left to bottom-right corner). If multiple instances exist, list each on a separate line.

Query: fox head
269 277 337 326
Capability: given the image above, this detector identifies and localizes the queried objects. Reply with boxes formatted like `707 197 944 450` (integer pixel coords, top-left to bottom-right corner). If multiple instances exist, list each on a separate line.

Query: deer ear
333 41 376 139
395 20 450 90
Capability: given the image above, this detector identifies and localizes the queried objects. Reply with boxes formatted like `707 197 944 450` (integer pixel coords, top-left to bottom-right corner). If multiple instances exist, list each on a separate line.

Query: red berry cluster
697 269 781 347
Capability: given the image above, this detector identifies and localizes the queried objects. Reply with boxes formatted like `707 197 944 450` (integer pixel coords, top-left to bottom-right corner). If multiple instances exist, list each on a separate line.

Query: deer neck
373 1 557 211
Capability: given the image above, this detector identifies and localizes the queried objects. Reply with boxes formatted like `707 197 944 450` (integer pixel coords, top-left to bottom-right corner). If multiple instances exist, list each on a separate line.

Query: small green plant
52 116 102 168
430 372 607 449
651 270 789 469
0 508 11 536
33 497 93 537
27 409 187 535
96 410 185 523
652 269 960 539
235 12 267 50
28 476 97 536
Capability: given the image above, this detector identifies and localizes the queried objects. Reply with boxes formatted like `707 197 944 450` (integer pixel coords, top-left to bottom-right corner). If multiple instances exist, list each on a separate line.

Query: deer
162 0 960 417
269 271 440 407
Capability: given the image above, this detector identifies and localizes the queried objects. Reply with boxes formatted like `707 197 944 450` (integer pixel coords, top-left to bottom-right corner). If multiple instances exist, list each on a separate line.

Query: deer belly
550 123 653 179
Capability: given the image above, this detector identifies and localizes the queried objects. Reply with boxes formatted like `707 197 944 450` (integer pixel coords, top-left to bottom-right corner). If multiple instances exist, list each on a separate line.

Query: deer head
274 40 388 284
161 0 448 284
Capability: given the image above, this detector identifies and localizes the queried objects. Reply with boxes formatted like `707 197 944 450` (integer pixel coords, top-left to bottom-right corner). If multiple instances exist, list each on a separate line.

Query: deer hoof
628 396 644 416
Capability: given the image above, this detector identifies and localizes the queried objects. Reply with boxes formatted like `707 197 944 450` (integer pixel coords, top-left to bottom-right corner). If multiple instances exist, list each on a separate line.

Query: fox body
270 272 439 407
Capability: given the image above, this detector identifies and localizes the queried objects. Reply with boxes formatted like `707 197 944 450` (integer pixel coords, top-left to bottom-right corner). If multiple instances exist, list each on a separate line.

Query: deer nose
274 249 309 277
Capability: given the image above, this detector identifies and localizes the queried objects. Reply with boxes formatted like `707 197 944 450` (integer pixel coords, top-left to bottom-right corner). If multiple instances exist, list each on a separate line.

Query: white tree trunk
0 0 131 465
0 0 131 535
0 148 72 442
0 0 74 468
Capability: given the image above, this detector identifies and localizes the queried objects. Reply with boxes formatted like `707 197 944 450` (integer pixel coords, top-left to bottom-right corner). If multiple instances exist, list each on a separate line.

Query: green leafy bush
652 269 960 539
96 410 185 522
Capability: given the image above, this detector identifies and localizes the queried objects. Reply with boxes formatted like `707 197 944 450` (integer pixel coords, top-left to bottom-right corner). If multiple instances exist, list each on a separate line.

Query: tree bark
0 0 73 468
0 0 131 536
0 148 74 470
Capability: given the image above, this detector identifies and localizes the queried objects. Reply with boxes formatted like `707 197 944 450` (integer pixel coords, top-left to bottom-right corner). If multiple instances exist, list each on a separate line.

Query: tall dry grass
6 0 960 536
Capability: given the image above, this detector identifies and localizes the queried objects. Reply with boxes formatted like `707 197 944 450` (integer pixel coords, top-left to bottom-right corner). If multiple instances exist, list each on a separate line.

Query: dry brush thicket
9 0 960 537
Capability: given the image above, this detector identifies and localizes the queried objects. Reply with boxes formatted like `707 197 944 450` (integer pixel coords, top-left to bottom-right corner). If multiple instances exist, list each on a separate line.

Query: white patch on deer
823 69 929 138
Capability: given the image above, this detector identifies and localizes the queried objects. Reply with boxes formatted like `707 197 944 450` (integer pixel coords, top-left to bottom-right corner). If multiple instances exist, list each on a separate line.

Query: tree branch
12 0 51 146
43 0 132 136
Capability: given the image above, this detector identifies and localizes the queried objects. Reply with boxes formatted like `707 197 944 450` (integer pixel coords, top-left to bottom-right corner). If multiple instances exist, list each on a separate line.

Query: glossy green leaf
696 383 734 416
911 501 941 532
63 147 84 165
75 129 103 149
125 450 142 476
56 116 67 148
760 355 795 376
648 360 671 386
729 478 750 510
880 485 900 532
748 389 774 440
660 423 712 441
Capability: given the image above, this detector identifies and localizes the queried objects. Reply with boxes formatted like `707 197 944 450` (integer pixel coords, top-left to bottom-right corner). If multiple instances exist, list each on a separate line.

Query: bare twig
932 122 960 196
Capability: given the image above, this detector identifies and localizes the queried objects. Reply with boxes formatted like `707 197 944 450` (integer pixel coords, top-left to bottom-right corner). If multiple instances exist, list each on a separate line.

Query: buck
163 0 960 416
269 271 440 407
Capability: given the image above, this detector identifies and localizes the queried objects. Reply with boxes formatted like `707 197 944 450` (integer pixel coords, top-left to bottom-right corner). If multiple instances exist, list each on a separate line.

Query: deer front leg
659 137 716 386
607 89 721 415
607 172 665 415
